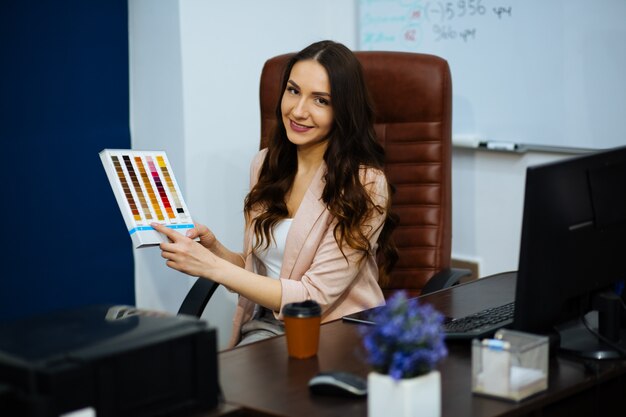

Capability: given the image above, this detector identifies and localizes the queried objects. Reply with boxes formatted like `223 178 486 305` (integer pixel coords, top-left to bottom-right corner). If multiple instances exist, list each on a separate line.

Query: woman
152 40 397 348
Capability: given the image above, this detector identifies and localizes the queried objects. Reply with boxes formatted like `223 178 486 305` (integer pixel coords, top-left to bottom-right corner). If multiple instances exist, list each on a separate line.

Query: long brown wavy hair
244 40 398 285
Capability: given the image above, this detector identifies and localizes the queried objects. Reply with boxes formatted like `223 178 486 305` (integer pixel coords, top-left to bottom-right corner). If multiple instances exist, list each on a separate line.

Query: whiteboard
358 0 626 151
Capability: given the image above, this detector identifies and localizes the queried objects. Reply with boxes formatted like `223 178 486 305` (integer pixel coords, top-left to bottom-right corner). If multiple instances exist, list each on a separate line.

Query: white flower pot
368 370 441 417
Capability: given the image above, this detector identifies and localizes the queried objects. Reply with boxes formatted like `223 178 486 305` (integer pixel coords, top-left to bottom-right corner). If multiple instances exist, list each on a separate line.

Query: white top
254 219 293 279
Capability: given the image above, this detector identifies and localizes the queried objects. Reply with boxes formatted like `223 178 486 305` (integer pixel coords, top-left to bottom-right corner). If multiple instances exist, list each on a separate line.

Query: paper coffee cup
282 300 322 359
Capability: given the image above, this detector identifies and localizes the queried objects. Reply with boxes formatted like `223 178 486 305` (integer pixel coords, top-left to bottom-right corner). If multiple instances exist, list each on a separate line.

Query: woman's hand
185 222 217 251
151 223 282 311
151 223 225 279
183 222 246 268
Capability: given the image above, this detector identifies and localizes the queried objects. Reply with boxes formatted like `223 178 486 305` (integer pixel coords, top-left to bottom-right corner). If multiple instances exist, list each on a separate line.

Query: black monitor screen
512 145 626 359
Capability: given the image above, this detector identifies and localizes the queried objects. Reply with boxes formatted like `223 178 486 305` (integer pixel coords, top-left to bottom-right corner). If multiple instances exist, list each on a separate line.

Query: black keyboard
443 302 515 340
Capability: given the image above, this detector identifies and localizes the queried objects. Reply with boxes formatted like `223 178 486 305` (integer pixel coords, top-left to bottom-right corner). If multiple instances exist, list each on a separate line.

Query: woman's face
281 60 334 152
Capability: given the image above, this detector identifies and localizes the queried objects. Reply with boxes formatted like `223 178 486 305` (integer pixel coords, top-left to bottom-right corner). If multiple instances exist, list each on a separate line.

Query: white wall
128 0 578 350
128 0 196 317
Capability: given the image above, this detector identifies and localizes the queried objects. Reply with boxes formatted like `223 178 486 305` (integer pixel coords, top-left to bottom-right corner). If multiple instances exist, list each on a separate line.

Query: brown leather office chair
179 51 468 316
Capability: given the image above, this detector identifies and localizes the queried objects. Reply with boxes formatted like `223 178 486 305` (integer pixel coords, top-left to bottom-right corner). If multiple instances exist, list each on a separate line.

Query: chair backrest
258 51 453 298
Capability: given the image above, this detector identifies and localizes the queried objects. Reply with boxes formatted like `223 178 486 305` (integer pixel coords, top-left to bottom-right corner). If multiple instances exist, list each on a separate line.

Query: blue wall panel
0 0 134 320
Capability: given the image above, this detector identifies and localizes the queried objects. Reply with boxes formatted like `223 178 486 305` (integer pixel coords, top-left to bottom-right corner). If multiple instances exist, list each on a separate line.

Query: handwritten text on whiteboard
360 0 513 50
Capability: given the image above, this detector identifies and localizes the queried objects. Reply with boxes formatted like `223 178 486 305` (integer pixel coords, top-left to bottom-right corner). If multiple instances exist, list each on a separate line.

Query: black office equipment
342 300 514 341
511 145 626 359
308 371 367 398
443 146 626 348
0 305 219 417
442 302 515 340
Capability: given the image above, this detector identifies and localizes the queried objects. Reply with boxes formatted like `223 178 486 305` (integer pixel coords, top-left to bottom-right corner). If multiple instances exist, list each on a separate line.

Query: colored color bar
122 155 152 221
156 155 186 215
111 155 142 222
147 156 175 219
134 156 164 221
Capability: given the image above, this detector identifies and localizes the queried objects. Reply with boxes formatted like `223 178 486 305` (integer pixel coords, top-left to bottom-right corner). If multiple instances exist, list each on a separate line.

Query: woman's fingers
151 223 187 261
185 228 198 239
151 222 215 278
151 223 182 242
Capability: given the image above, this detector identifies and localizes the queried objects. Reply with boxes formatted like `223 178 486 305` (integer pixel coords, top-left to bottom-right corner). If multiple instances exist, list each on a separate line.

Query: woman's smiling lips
289 119 313 133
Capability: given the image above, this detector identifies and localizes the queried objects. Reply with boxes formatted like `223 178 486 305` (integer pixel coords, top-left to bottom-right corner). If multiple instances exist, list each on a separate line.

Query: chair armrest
421 268 472 295
177 278 220 317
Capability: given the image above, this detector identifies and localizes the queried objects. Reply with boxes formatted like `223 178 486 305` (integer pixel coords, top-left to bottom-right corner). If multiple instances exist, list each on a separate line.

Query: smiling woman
280 60 334 217
281 60 334 152
153 40 398 348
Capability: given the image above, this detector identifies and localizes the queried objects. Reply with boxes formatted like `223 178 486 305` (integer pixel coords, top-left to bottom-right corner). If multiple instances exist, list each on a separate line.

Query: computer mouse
308 371 367 398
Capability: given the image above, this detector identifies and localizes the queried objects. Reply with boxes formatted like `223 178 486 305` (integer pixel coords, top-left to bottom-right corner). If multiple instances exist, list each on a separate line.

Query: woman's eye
315 97 330 106
287 86 299 95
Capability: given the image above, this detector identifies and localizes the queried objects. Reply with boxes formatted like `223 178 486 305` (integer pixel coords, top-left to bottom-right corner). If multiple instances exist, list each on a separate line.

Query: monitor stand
557 295 626 360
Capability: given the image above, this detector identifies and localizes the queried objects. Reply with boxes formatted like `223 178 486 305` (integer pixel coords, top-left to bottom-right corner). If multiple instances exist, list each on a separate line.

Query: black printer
0 305 219 417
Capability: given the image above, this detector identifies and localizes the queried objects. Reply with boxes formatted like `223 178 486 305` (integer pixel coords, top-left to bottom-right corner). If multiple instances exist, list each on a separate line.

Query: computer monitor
511 145 626 360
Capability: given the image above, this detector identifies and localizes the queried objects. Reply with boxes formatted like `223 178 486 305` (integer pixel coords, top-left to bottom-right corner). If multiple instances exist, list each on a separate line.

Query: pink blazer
228 149 386 348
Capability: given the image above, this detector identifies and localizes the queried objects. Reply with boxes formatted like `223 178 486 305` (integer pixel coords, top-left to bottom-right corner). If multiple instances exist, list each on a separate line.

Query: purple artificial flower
359 290 448 380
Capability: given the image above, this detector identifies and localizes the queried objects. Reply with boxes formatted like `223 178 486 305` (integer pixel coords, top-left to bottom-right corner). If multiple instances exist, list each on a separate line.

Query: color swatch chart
100 149 194 248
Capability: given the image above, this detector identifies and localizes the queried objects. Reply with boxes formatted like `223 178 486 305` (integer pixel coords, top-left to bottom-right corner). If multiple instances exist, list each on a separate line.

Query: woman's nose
291 98 309 119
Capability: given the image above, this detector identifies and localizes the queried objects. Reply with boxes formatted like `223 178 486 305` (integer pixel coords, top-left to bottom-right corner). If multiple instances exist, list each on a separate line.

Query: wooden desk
207 273 626 417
